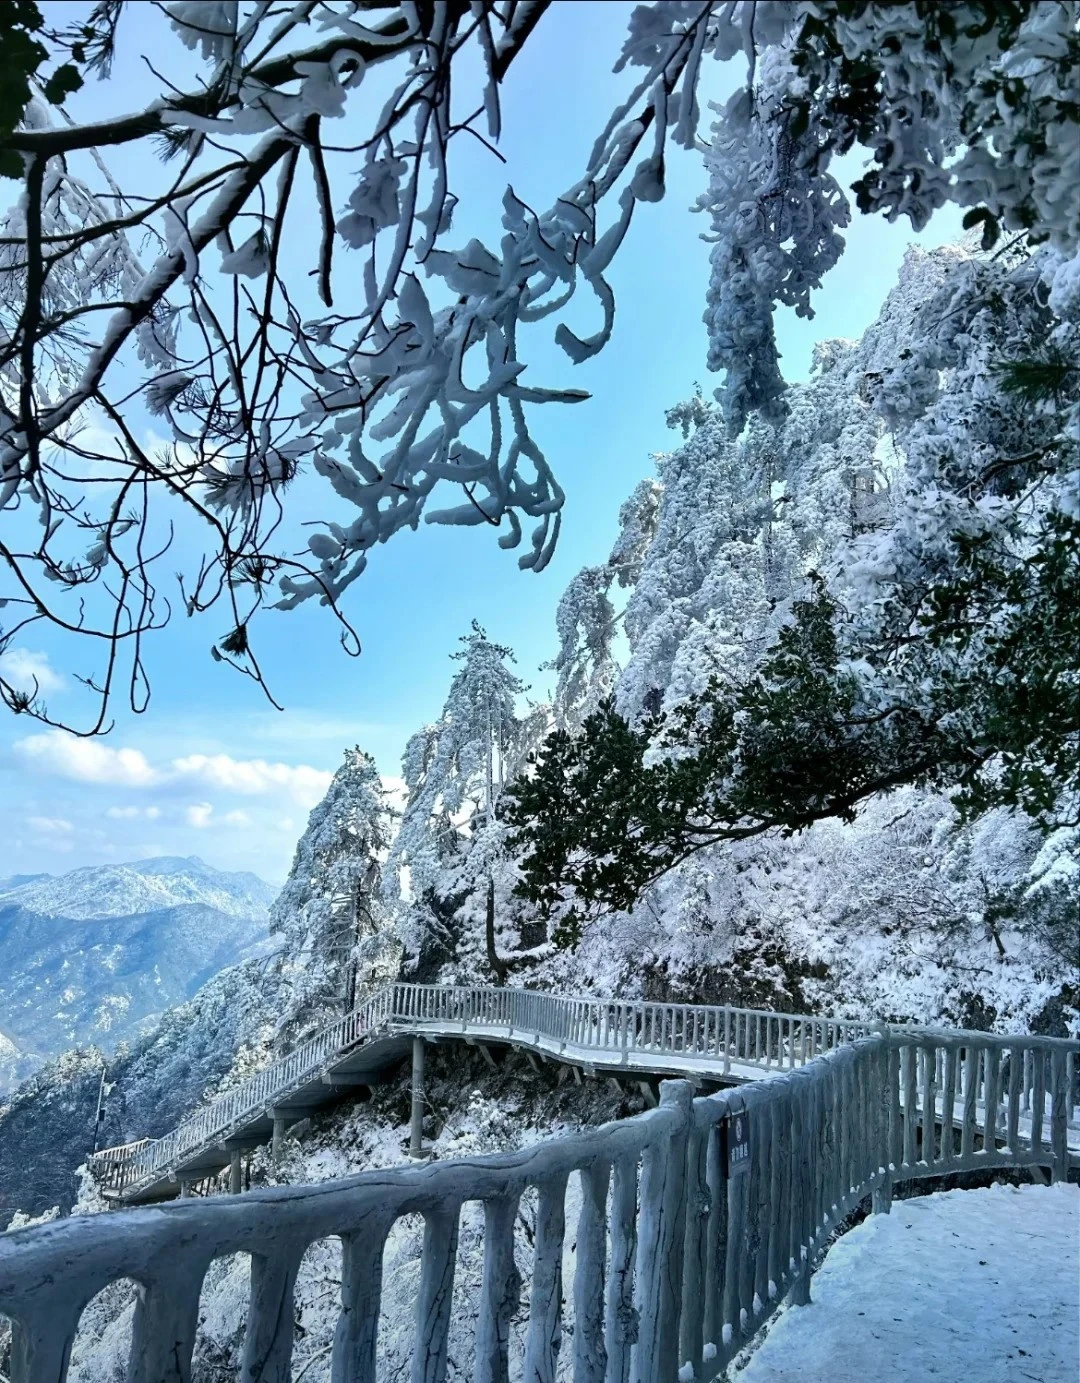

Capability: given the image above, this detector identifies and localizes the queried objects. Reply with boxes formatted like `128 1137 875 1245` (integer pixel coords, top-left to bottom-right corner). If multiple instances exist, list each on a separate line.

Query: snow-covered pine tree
547 478 661 731
388 623 545 981
511 238 1080 947
271 747 396 1033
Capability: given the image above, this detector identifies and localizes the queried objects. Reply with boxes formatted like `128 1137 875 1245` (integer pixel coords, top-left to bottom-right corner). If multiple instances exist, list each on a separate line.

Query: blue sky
0 3 964 883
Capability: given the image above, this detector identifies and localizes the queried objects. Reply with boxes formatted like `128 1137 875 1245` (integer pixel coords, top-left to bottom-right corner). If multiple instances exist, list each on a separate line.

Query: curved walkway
11 1017 1079 1383
739 1182 1080 1383
91 983 872 1202
91 982 1079 1205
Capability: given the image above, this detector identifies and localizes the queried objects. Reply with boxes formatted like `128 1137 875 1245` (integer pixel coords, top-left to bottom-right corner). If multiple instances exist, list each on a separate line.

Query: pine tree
388 623 538 981
271 747 395 1030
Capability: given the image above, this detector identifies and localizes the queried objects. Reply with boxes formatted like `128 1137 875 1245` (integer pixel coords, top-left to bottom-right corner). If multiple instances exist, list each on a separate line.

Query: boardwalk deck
91 984 1078 1206
738 1182 1080 1383
7 1007 1078 1383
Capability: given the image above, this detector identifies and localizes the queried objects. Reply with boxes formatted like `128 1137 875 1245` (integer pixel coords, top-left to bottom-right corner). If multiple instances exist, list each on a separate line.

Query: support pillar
230 1146 242 1195
272 1115 286 1168
409 1036 425 1158
179 1179 191 1199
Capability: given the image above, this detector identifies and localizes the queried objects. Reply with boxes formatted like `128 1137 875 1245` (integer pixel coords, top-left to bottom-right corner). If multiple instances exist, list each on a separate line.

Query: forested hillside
0 858 274 1093
391 241 1079 1037
1 0 1076 1375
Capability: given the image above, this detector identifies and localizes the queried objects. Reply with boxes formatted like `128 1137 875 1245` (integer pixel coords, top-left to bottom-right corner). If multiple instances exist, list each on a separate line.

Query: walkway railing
3 1026 1076 1383
86 1138 152 1168
89 983 874 1198
92 986 399 1196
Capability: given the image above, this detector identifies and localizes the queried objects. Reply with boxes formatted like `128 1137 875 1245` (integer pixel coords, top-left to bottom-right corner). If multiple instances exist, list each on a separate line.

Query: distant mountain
0 856 275 922
0 957 286 1223
0 857 278 1092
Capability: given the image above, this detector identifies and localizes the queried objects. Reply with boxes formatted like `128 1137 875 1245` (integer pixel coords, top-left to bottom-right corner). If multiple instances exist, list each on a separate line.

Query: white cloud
15 732 158 787
27 815 74 834
14 732 330 807
184 804 252 830
171 753 331 807
105 805 162 821
0 649 66 695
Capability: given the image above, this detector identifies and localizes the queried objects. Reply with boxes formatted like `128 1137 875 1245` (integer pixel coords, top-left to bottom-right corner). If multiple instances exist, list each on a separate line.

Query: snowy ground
738 1182 1079 1383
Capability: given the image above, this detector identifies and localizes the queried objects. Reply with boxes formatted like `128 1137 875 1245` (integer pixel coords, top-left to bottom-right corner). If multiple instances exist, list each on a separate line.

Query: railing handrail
89 984 865 1191
92 982 1079 1198
87 1138 153 1165
6 1026 1078 1383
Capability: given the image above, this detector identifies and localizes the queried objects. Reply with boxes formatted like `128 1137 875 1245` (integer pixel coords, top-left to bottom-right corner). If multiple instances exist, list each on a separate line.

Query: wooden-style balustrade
87 984 878 1201
1 1025 1076 1383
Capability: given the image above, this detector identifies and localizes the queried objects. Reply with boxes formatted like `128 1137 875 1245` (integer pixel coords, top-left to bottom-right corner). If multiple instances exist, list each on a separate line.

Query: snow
54 1044 640 1382
0 857 276 1098
517 236 1078 1038
738 1184 1080 1383
0 856 277 922
270 748 398 1028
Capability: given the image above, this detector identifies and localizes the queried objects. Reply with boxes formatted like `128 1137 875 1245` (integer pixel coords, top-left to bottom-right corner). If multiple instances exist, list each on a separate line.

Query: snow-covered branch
2 2 1075 731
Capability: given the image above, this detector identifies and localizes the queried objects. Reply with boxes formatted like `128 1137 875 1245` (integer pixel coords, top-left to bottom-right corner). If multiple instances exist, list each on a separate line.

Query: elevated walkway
10 1020 1078 1383
738 1182 1080 1383
91 983 873 1202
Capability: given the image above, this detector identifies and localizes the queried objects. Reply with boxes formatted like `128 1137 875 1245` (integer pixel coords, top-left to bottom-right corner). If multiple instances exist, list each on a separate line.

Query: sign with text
722 1109 751 1178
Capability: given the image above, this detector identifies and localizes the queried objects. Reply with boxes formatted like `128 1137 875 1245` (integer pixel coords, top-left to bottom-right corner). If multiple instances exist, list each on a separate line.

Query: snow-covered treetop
698 0 1080 433
269 745 396 1022
1 1 1075 731
546 476 661 729
271 747 390 943
389 622 527 898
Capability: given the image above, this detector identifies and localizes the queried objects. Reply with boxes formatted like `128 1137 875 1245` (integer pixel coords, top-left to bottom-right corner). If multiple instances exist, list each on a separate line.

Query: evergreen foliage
271 747 395 1026
509 240 1080 942
387 623 546 979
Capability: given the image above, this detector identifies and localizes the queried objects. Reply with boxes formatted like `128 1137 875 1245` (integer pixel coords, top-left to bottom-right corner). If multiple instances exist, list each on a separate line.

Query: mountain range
0 856 277 1093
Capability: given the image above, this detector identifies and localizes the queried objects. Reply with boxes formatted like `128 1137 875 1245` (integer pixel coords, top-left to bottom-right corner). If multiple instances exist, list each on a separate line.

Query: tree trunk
485 876 508 984
345 881 358 1013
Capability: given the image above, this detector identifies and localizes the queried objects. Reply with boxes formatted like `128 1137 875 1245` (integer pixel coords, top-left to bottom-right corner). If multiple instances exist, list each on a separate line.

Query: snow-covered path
738 1183 1079 1383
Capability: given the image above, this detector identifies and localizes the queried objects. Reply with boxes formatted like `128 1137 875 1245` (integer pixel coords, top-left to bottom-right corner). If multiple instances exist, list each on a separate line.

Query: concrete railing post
631 1080 692 1383
242 1244 305 1383
410 1036 426 1158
